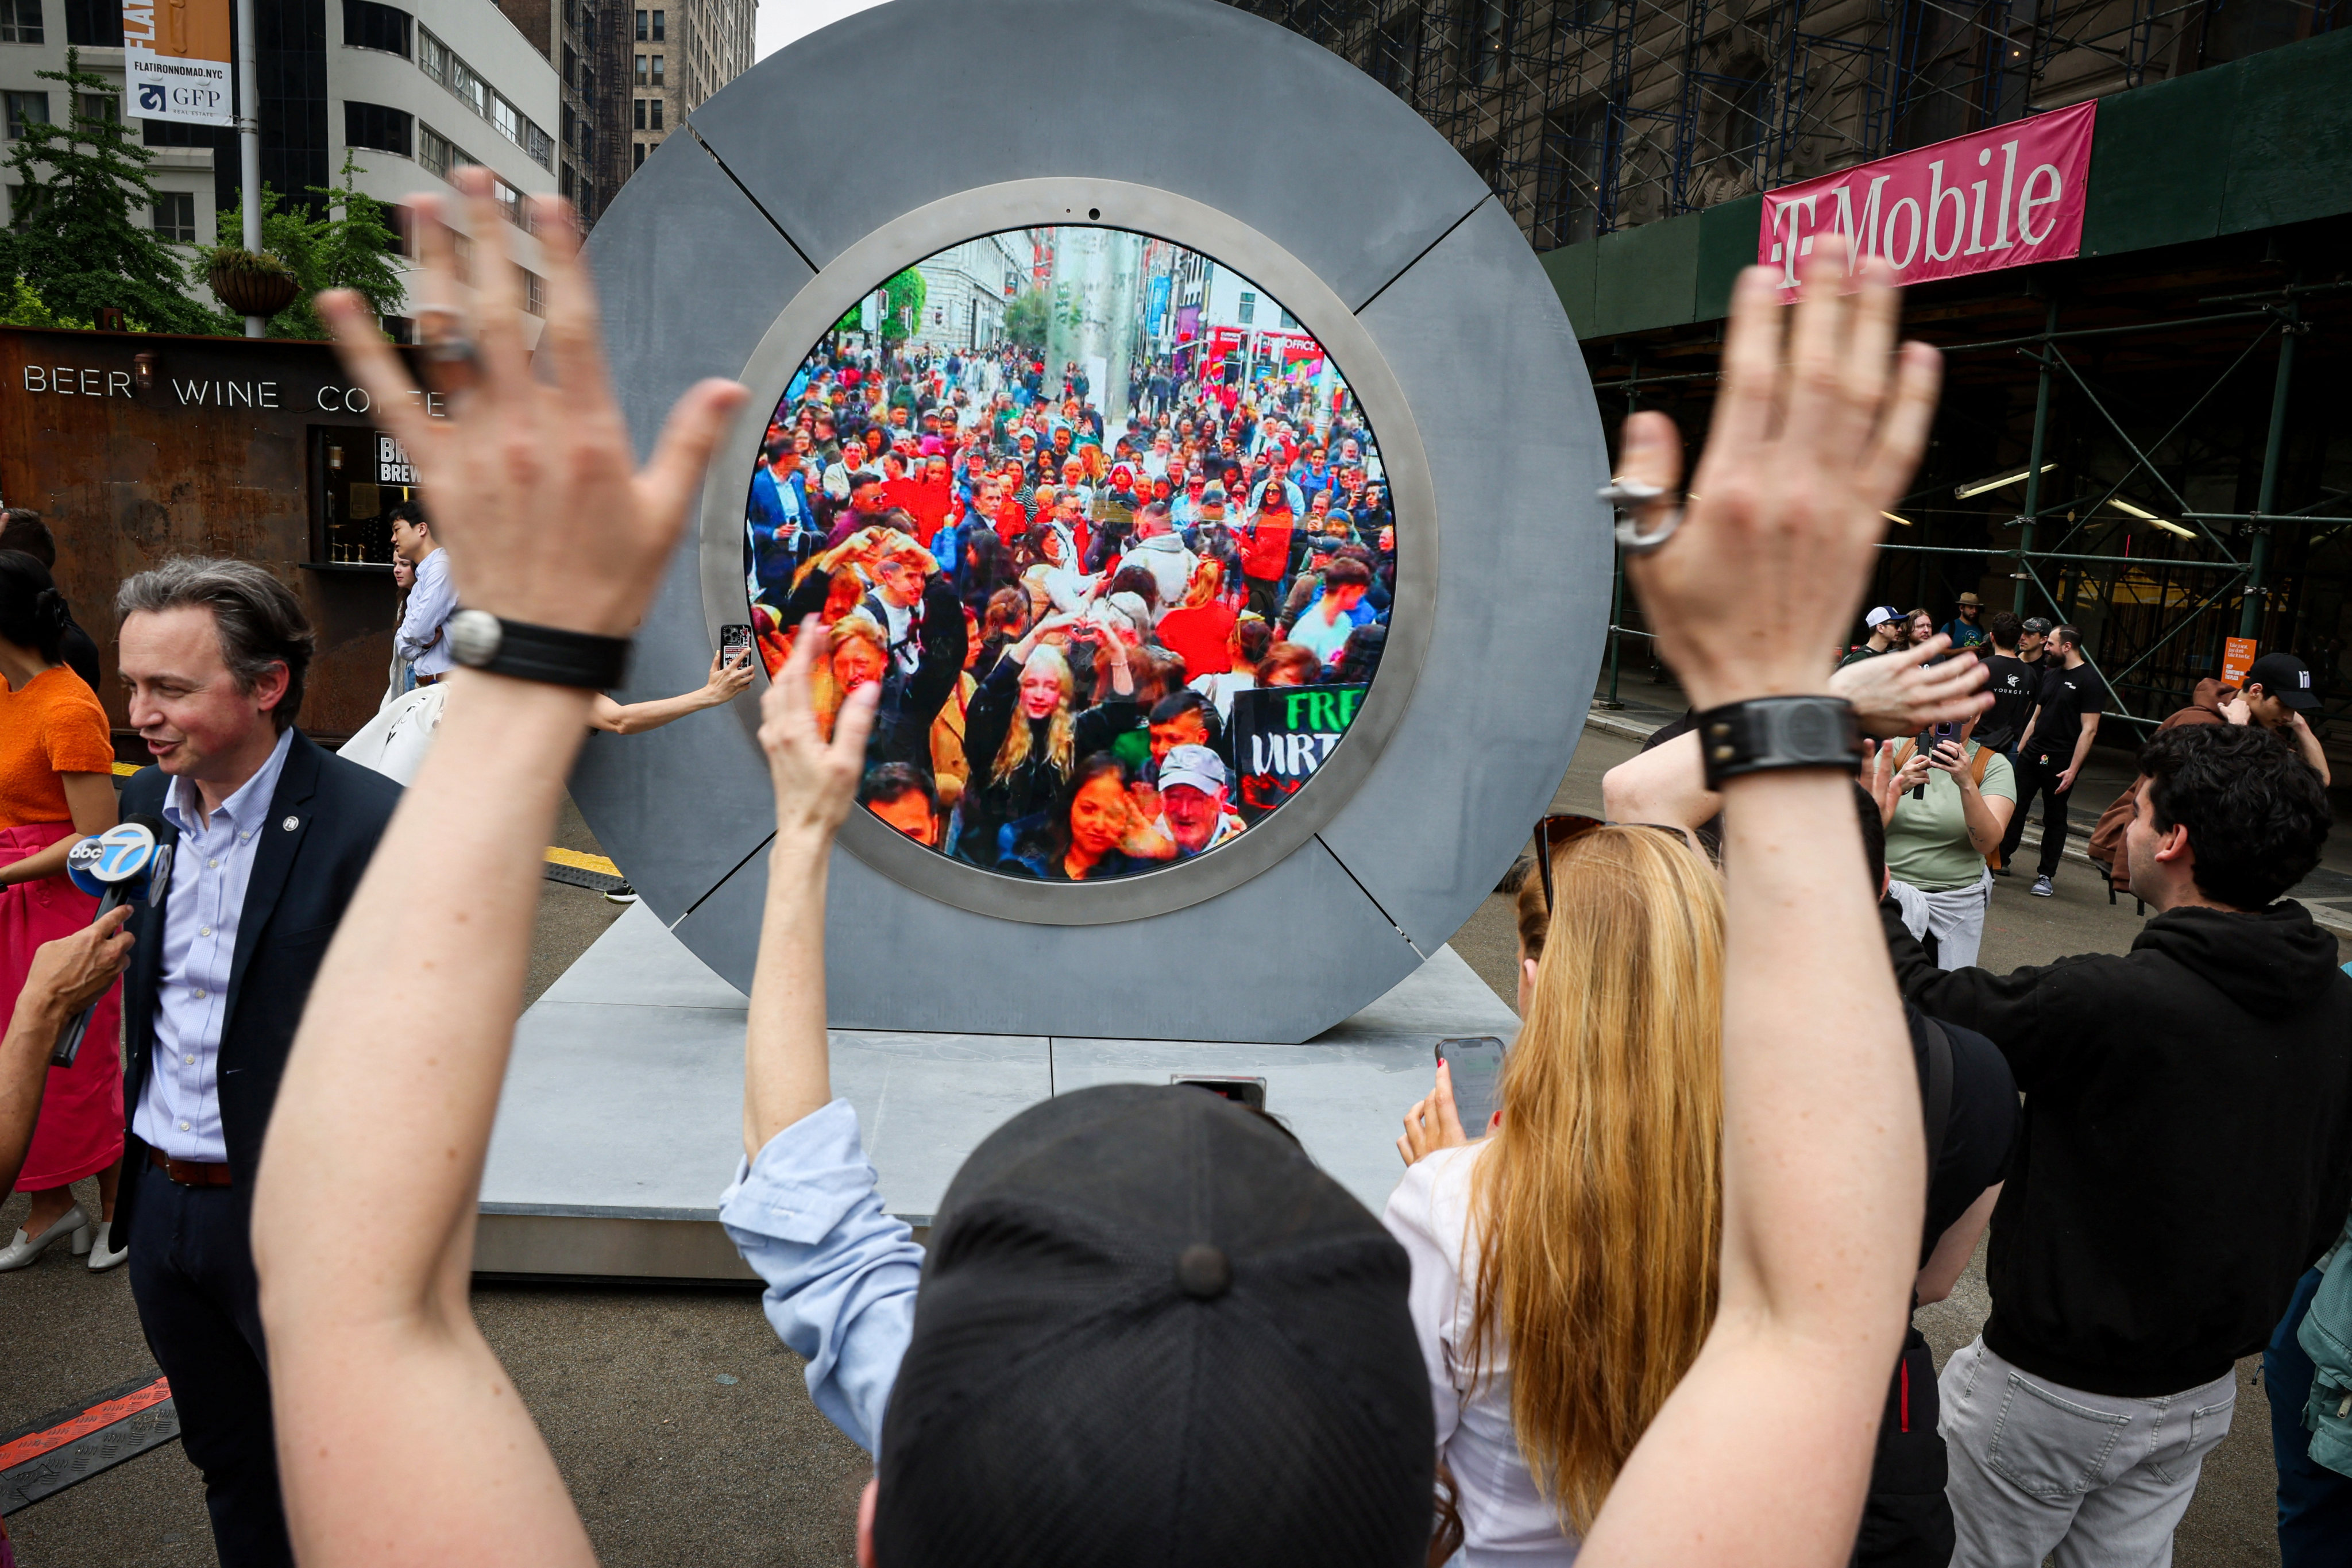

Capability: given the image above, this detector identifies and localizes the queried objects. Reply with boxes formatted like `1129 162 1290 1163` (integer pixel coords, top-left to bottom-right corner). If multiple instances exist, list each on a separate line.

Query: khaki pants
1940 1337 2235 1568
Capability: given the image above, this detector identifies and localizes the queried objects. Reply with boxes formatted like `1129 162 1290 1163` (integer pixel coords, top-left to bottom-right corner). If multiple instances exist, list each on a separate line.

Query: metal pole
2241 302 2299 638
236 0 262 337
1603 354 1640 710
2012 298 2059 614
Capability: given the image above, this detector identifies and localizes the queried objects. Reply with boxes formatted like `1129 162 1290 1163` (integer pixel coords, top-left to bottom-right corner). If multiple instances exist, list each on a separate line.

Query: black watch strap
1697 696 1869 789
447 609 631 690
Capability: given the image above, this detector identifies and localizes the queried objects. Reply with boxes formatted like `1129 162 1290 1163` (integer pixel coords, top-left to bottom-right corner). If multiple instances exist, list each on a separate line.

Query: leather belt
414 673 441 686
149 1146 233 1187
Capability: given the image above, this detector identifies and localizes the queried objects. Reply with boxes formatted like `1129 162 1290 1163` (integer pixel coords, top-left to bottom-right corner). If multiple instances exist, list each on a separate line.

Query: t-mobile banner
1758 102 2096 296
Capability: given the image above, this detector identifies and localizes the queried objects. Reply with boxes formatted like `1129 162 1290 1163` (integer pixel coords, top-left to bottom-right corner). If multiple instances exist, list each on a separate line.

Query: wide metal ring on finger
1601 477 1685 554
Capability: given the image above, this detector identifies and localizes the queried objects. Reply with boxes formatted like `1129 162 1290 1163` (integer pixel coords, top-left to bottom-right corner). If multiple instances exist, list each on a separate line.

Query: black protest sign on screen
1229 684 1367 822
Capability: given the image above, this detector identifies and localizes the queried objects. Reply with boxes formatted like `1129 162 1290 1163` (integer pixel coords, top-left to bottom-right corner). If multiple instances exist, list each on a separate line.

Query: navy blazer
114 730 401 1251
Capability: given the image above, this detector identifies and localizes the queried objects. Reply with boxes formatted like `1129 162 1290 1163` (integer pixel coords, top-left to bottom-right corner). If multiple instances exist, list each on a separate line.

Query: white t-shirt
1385 1141 1582 1566
1286 600 1361 665
1188 670 1256 723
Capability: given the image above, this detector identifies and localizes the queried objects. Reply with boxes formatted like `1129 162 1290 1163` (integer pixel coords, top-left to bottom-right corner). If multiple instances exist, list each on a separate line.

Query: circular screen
741 225 1397 886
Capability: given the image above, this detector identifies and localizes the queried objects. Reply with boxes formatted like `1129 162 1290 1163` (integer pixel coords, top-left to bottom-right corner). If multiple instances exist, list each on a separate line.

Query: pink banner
1758 102 2097 296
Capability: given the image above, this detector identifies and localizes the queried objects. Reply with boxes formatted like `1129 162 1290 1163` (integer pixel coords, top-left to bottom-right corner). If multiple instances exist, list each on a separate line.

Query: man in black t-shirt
1975 611 2036 764
1999 624 2106 893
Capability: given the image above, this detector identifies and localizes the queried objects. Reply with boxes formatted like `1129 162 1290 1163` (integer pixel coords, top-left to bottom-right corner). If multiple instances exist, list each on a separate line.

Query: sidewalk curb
1582 710 2352 939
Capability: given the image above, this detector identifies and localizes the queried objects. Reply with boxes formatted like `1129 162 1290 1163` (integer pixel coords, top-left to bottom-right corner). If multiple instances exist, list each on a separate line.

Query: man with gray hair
110 555 401 1568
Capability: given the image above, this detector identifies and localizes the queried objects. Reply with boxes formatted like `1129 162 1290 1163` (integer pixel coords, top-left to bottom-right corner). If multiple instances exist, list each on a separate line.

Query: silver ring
1600 478 1682 553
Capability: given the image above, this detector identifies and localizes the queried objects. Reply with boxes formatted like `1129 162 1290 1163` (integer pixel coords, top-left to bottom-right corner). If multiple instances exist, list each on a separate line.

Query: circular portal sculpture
573 0 1611 1044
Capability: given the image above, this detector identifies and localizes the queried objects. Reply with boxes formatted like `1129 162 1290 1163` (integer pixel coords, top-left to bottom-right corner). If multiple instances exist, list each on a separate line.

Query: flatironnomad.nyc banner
1758 101 2096 296
123 0 233 126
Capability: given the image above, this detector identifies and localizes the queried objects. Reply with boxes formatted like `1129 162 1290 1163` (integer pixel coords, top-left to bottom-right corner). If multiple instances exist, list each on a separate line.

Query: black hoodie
1884 898 2352 1396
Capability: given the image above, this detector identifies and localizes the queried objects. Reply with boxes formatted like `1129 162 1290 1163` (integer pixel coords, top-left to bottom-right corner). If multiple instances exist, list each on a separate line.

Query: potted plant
207 247 300 319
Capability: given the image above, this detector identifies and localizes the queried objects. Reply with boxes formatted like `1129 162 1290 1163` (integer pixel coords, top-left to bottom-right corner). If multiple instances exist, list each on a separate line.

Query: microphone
51 814 176 1068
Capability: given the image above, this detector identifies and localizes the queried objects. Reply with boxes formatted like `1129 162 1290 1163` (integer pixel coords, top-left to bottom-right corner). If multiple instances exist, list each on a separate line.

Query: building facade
1 0 561 327
911 230 1028 352
624 0 748 179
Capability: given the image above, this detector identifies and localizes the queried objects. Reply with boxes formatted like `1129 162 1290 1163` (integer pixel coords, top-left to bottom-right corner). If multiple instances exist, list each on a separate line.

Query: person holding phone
1868 709 2014 970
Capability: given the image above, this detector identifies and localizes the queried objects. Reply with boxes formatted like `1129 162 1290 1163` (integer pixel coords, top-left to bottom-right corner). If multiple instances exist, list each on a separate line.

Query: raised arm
1575 244 1940 1568
250 168 744 1568
588 646 754 735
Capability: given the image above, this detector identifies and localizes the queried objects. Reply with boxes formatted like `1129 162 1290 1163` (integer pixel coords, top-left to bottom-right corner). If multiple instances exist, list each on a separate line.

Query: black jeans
127 1159 295 1568
2000 746 2076 876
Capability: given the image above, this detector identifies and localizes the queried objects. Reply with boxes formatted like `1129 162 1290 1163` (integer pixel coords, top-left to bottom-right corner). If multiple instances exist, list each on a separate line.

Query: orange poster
2222 637 2257 689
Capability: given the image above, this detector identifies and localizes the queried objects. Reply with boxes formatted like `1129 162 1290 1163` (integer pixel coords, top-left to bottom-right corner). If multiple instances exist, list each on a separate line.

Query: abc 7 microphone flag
123 0 231 127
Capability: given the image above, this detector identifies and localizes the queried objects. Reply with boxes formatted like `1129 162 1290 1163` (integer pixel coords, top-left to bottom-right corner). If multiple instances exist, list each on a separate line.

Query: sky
754 0 891 63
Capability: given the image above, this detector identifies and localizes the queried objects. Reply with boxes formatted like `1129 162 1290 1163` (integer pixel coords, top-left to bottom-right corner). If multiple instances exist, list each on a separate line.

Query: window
633 96 644 129
522 269 544 316
493 176 526 227
61 0 118 46
632 140 644 168
449 56 486 116
345 99 412 156
342 0 410 55
648 98 660 129
142 117 211 146
634 6 645 37
492 93 519 142
0 0 44 45
74 90 115 123
651 8 663 38
524 121 551 168
563 43 577 83
152 190 196 241
634 52 646 83
416 121 468 178
650 53 662 84
418 28 447 82
3 90 47 140
1237 289 1255 326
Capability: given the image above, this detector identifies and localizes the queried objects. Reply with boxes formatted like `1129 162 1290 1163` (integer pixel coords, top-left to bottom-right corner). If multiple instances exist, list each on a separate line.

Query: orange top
0 665 115 829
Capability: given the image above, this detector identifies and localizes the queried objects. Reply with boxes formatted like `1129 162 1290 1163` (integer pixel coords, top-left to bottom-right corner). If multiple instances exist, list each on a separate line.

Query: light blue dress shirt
397 548 456 678
717 1098 924 1455
133 727 295 1164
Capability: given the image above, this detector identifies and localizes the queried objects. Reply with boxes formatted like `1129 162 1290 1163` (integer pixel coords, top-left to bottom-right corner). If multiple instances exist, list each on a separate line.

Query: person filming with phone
1868 706 2015 970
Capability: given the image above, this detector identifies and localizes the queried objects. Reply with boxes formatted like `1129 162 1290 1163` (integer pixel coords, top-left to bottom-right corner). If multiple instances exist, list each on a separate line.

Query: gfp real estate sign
1758 101 2096 295
122 0 233 127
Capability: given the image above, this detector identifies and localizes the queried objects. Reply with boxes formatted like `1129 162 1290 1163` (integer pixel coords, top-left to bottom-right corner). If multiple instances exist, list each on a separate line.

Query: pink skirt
1 821 125 1190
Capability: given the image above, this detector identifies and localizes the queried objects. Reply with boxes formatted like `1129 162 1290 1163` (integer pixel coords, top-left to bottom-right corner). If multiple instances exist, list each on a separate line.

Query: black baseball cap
2021 616 2054 635
2245 651 2320 710
872 1084 1431 1567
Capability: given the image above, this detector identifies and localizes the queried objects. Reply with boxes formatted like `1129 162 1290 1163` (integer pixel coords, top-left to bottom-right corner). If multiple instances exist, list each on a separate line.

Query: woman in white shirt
1388 823 1725 1565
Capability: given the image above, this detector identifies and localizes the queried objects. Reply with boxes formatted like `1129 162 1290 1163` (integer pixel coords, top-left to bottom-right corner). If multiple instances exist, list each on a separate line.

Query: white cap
1866 605 1903 628
1158 744 1227 797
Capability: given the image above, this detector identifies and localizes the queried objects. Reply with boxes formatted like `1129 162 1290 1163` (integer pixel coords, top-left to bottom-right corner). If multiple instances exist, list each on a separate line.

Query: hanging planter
208 249 300 319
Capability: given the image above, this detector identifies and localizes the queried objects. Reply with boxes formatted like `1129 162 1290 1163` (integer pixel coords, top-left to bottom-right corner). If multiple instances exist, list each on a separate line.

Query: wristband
1697 696 1870 789
447 609 632 690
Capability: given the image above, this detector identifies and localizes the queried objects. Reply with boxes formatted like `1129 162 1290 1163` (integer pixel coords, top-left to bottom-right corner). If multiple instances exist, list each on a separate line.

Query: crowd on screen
740 335 1396 882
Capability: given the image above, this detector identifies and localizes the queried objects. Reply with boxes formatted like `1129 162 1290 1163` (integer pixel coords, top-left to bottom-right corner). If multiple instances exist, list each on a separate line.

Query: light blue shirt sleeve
717 1098 924 1455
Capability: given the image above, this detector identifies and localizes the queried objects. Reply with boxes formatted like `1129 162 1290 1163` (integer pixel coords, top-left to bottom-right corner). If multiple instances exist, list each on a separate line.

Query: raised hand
1614 241 1941 708
760 616 878 841
1829 634 1991 738
317 167 745 640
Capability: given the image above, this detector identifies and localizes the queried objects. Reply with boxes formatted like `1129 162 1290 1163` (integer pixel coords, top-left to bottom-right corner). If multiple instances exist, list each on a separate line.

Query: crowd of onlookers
3 178 2350 1568
739 336 1397 881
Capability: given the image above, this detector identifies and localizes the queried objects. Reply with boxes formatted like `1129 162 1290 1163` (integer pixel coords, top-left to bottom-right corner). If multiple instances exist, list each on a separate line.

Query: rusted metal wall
0 326 420 743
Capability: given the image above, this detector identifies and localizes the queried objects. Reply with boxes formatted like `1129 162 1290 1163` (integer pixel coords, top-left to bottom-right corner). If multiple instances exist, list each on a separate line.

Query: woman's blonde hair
813 614 887 740
1469 826 1725 1535
992 644 1076 782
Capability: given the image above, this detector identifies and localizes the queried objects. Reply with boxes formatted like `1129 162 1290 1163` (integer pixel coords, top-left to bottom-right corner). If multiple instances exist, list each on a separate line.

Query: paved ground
0 729 2305 1565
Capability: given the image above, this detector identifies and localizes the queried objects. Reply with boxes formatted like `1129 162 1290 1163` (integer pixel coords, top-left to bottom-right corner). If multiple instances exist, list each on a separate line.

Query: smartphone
1931 719 1960 743
1173 1075 1268 1111
720 623 755 669
1435 1036 1507 1138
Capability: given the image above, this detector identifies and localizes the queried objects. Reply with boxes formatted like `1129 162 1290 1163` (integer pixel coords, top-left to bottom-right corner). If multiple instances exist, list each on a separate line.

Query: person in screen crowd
0 550 126 1273
1940 591 1987 649
1997 623 2104 895
1841 604 1907 667
253 190 1945 1568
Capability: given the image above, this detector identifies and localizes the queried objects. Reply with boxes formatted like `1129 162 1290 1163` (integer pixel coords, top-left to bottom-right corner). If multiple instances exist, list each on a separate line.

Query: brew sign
1227 684 1366 822
377 433 415 485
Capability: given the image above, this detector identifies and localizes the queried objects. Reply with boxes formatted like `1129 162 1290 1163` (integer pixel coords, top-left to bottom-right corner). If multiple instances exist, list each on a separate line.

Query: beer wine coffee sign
1759 102 2096 295
123 0 233 126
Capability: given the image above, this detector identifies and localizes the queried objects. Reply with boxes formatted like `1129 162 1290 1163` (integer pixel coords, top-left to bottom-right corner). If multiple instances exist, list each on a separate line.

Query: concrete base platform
475 904 1520 1280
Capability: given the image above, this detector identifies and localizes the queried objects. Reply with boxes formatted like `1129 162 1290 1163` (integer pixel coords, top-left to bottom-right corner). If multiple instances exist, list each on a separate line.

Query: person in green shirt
1874 713 2017 968
1839 605 1906 669
1940 592 1989 649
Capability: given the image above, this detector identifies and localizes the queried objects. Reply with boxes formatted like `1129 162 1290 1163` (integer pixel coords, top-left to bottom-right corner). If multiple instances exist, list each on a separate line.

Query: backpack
2296 1218 2352 1478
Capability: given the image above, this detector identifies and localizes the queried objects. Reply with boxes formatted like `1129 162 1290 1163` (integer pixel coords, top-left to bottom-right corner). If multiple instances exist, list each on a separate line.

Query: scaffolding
1223 0 2336 250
